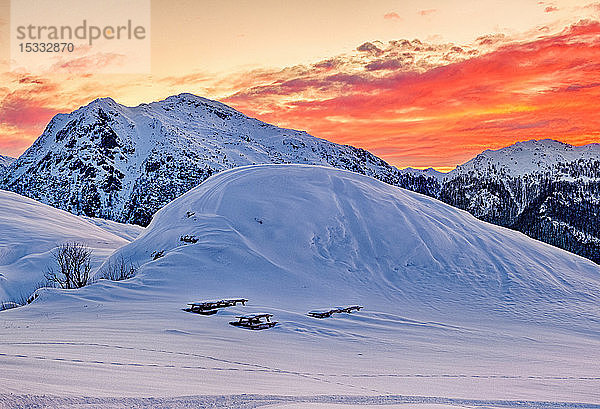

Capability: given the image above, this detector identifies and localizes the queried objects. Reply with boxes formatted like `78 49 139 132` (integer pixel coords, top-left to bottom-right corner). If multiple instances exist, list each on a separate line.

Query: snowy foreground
1 165 599 408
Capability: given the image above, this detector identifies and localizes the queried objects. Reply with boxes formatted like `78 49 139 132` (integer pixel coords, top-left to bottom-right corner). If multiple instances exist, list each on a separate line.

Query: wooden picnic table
186 298 248 314
230 313 277 330
307 305 363 318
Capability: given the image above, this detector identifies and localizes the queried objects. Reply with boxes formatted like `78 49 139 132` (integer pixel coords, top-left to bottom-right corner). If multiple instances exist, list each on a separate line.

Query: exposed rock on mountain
1 94 401 226
0 155 14 177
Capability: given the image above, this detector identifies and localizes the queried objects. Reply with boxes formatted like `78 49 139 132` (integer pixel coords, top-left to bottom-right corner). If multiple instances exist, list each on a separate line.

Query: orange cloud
384 12 401 20
223 20 600 168
2 21 599 170
418 9 437 16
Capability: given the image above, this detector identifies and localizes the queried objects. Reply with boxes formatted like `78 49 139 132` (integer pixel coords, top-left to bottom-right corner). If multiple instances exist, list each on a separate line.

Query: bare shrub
97 254 137 281
44 242 92 289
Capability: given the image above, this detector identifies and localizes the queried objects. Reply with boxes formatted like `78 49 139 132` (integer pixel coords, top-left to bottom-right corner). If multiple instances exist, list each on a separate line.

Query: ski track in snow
1 341 599 382
1 393 599 409
0 341 390 395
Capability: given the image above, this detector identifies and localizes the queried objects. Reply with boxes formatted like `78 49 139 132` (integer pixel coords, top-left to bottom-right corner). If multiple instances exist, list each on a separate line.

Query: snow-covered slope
102 165 600 327
82 216 144 241
2 165 600 403
0 189 139 302
398 139 600 263
1 94 400 226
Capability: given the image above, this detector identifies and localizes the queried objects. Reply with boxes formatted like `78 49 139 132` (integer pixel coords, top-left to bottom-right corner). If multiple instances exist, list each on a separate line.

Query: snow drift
3 165 600 401
103 164 600 330
0 189 142 301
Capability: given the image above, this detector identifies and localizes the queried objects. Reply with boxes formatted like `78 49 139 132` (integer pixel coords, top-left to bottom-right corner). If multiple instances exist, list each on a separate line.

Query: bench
186 298 248 314
230 313 278 330
307 305 363 318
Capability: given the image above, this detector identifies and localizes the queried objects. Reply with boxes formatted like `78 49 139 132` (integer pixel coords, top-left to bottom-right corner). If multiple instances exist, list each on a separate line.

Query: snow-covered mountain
451 139 600 177
0 189 142 302
2 165 598 401
398 139 600 263
1 93 597 264
104 165 600 326
0 94 401 226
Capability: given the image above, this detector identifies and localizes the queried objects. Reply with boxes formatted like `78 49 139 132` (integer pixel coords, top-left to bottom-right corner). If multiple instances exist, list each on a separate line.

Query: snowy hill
0 189 142 302
397 139 600 263
102 165 600 327
0 94 401 226
1 165 599 403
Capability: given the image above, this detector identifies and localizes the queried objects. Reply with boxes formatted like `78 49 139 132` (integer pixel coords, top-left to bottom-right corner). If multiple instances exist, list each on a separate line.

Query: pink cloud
0 77 59 129
221 20 600 168
0 96 56 129
50 52 127 74
384 12 401 20
0 89 59 156
418 9 437 16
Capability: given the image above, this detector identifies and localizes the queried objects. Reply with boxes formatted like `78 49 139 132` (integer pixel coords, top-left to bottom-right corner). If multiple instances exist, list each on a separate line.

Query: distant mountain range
1 94 598 263
404 140 600 264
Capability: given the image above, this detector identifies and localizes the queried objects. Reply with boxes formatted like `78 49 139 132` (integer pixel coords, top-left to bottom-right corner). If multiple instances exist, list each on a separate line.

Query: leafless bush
44 242 92 289
97 254 137 281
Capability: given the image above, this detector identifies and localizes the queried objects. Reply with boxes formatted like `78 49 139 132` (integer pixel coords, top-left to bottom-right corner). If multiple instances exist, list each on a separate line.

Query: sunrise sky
1 0 599 170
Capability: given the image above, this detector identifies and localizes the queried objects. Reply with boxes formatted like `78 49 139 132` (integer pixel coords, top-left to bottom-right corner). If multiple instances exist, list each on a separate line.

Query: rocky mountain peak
0 95 401 226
